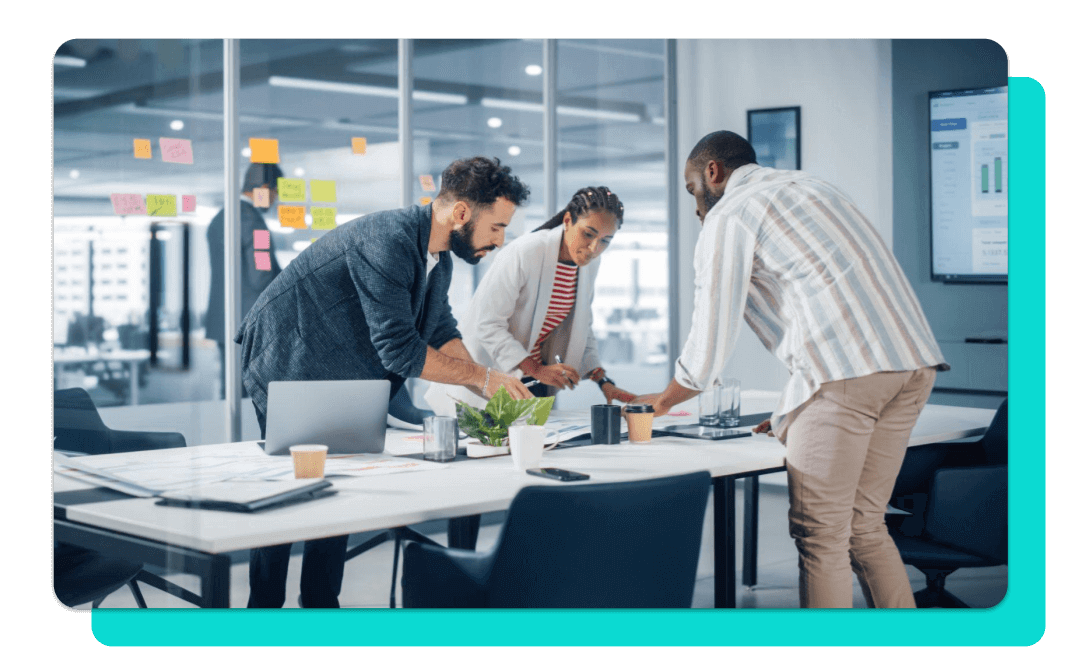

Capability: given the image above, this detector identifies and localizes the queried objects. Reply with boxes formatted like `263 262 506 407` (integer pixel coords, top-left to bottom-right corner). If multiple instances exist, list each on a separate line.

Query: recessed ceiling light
170 119 184 131
241 147 252 157
294 167 305 177
508 146 521 157
487 117 503 129
69 169 80 179
525 64 542 76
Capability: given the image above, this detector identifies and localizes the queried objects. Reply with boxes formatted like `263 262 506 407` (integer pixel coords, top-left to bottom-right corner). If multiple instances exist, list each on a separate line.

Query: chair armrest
401 541 494 608
892 441 985 498
925 465 1007 564
109 429 187 453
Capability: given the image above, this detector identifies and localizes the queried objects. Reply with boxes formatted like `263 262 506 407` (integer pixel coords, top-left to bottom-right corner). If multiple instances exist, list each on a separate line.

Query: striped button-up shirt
675 164 948 424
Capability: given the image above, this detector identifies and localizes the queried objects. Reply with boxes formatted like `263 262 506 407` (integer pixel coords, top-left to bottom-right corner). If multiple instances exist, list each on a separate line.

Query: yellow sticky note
146 194 177 217
310 180 337 203
419 196 432 206
419 174 436 192
277 178 306 203
249 138 280 164
278 205 306 229
351 137 367 154
312 207 337 230
134 139 152 159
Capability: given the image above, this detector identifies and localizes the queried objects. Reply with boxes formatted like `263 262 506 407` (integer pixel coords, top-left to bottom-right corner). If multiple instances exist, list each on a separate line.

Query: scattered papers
311 207 337 230
351 137 367 154
146 194 177 217
133 138 152 159
277 178 306 202
254 251 272 271
253 229 271 250
249 138 280 163
278 205 306 229
310 180 336 203
110 193 146 215
159 137 194 164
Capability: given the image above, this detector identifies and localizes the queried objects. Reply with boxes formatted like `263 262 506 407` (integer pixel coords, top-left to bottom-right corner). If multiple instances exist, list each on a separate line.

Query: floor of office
88 481 1007 610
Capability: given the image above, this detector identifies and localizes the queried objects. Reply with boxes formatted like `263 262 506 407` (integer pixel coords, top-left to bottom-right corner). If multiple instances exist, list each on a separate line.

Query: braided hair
533 186 624 232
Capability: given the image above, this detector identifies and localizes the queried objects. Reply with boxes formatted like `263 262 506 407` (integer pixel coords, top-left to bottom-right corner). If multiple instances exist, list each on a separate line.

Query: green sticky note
146 194 177 217
312 207 337 230
277 177 306 202
310 179 337 203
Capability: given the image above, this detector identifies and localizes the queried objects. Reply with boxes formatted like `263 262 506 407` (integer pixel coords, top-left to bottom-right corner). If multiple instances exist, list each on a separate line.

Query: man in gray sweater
237 156 533 608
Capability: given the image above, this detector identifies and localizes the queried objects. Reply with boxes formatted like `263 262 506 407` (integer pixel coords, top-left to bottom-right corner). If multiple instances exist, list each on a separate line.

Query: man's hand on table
602 383 636 405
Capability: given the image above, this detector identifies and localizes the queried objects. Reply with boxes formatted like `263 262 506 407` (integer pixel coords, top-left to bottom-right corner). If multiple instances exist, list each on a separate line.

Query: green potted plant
454 385 555 457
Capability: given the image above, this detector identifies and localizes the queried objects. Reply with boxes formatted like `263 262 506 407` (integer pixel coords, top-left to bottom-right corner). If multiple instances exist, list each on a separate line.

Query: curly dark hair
686 131 757 172
435 156 530 208
534 186 624 232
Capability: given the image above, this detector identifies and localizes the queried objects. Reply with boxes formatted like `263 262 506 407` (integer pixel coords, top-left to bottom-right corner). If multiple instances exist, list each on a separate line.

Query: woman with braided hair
425 186 637 415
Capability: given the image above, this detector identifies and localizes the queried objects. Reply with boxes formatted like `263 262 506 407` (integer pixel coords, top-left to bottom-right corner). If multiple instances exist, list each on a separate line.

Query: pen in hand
554 355 575 388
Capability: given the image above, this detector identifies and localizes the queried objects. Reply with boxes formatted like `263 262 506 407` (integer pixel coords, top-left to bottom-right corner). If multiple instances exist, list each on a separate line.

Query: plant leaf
485 385 519 427
527 396 555 425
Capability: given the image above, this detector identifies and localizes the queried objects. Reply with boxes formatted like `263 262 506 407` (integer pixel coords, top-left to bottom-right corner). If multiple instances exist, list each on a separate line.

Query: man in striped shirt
635 131 948 608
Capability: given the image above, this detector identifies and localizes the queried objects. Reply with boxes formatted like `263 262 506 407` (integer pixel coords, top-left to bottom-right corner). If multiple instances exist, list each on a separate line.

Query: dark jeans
247 536 350 608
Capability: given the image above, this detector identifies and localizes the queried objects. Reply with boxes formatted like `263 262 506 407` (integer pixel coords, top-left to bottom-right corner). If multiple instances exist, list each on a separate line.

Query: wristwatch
595 376 616 389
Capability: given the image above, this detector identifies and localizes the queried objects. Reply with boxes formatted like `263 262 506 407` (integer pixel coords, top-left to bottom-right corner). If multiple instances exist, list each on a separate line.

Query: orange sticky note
252 187 270 208
249 138 280 164
419 196 432 206
278 205 306 229
134 139 152 159
351 137 367 154
254 251 272 271
419 174 436 192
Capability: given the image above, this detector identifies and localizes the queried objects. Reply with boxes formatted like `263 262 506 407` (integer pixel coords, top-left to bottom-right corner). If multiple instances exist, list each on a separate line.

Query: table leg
200 554 231 608
713 476 737 608
128 361 139 405
742 475 759 587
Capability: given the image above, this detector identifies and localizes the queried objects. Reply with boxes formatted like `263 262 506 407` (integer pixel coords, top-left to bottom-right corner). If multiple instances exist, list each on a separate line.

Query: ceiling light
69 169 80 179
294 167 305 177
170 119 184 131
556 106 642 123
268 76 467 105
481 97 543 113
241 147 252 157
525 64 542 76
487 117 503 129
508 146 521 157
54 55 87 68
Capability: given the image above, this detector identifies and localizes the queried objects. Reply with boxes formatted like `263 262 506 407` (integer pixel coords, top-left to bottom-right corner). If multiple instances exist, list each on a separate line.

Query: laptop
263 380 391 455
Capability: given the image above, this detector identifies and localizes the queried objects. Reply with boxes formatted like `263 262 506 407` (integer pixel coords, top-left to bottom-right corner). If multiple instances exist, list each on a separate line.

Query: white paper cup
289 444 328 479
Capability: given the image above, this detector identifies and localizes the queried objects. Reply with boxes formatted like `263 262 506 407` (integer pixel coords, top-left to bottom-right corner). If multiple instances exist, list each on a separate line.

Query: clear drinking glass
718 378 741 427
698 386 720 426
423 416 458 462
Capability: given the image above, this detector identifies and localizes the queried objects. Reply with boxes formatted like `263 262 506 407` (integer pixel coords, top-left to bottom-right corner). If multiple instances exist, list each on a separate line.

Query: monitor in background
929 85 1008 283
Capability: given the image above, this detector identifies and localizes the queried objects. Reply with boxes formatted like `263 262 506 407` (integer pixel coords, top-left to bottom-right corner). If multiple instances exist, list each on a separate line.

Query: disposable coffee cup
591 404 622 444
624 404 655 444
289 444 329 479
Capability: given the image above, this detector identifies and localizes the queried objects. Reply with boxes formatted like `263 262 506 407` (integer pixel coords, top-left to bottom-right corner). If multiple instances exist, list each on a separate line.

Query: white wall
675 39 893 392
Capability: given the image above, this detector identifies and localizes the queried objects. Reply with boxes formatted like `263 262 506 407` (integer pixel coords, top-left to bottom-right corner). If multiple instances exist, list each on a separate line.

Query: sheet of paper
277 178 306 202
310 180 336 203
253 229 271 249
110 193 147 215
146 194 177 217
419 174 436 192
182 195 196 212
311 207 337 230
159 137 194 164
254 251 272 271
252 187 270 208
351 137 367 154
249 138 280 163
133 138 152 159
277 205 306 229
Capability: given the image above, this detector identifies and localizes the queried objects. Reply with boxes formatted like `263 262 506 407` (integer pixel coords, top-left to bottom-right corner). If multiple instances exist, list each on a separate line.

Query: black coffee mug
591 404 622 444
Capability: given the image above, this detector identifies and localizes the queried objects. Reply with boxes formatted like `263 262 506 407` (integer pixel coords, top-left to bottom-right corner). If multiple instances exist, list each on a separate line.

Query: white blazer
425 226 603 415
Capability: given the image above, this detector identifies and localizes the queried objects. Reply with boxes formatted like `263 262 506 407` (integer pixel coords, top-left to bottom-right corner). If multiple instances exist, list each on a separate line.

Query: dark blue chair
888 398 1008 608
54 388 195 608
401 471 712 608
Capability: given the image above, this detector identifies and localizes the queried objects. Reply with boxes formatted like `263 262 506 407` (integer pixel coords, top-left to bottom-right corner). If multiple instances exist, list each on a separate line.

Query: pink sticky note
182 195 196 212
159 137 194 164
254 251 272 271
253 230 270 250
110 193 147 215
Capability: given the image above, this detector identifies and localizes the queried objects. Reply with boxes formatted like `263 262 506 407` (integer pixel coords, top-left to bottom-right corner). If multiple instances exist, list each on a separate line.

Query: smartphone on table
526 467 590 482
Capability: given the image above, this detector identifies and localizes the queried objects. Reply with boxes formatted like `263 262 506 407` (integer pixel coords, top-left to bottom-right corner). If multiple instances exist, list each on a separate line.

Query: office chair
401 471 712 608
888 398 1008 608
54 388 196 608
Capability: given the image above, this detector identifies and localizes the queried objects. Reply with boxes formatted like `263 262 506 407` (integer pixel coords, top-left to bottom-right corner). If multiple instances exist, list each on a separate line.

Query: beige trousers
777 368 936 608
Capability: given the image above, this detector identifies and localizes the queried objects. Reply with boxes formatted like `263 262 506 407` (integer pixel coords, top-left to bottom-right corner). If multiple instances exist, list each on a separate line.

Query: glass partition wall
53 38 673 434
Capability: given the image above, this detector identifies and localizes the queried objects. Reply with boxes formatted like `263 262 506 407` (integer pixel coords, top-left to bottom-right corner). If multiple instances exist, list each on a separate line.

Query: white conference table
53 392 994 608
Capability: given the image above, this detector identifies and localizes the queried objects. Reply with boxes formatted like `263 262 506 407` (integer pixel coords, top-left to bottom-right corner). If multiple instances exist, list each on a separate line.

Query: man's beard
449 219 495 265
702 184 722 215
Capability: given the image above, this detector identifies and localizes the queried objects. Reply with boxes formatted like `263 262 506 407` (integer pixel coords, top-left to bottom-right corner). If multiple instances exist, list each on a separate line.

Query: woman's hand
602 383 636 404
530 363 581 390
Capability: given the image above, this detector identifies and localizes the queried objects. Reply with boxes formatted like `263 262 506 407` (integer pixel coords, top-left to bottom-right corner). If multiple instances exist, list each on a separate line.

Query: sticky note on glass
419 174 436 192
312 207 337 230
182 195 196 212
254 251 272 271
278 205 306 229
277 178 306 202
134 139 152 159
159 138 194 164
252 187 270 208
110 193 146 215
351 137 367 154
249 138 280 164
310 180 336 203
254 230 271 250
146 194 177 217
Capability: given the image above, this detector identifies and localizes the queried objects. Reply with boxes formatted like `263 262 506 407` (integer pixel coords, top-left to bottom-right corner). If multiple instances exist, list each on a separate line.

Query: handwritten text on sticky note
134 139 152 159
352 137 367 154
146 194 177 217
252 187 270 208
310 180 336 203
249 138 280 164
278 205 306 229
159 138 194 164
182 195 196 212
110 194 147 215
254 230 271 250
312 207 337 230
254 251 272 271
277 178 306 202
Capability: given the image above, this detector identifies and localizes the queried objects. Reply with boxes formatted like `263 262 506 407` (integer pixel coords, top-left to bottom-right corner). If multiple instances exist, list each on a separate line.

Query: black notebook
155 479 335 513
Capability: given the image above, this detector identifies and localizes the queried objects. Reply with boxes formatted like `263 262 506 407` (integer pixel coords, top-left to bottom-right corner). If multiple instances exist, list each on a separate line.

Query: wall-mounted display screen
929 85 1007 283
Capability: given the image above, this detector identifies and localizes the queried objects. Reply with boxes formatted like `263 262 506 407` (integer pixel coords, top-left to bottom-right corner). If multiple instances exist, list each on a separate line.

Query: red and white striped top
528 261 578 364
